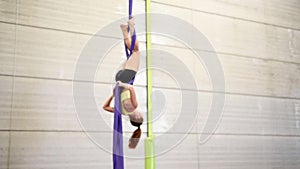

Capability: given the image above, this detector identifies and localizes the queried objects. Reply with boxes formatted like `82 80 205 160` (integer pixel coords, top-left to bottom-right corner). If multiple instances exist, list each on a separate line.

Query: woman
103 17 143 149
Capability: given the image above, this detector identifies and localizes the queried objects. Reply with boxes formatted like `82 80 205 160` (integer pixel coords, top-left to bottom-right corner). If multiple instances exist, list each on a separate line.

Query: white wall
0 0 299 169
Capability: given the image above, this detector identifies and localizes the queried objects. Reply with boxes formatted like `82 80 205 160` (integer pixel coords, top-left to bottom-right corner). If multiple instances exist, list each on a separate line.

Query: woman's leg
120 17 139 52
120 25 139 71
128 17 139 52
120 28 139 52
119 18 140 72
120 24 132 49
124 51 140 71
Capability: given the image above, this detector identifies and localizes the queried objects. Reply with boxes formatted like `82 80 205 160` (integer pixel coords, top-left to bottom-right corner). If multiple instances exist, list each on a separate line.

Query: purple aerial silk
113 84 124 169
124 0 136 85
113 1 135 168
129 0 133 19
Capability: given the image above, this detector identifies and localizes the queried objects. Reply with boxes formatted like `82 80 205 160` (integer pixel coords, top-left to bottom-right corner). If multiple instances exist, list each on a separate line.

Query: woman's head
128 110 143 149
129 110 143 127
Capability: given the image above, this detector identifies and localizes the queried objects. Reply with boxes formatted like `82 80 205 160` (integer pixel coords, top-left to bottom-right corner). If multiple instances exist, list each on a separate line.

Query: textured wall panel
17 0 145 34
151 87 210 134
0 76 12 130
151 3 300 64
151 45 300 98
0 132 9 169
0 23 15 75
15 24 147 85
153 0 300 30
198 135 300 169
9 132 112 169
0 0 16 23
11 76 147 133
11 77 81 131
14 25 89 80
152 87 300 136
8 131 147 169
198 94 300 136
155 134 199 169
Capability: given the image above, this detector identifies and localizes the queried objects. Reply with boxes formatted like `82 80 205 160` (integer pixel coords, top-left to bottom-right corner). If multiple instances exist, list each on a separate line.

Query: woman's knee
125 38 139 51
124 38 132 49
134 39 139 51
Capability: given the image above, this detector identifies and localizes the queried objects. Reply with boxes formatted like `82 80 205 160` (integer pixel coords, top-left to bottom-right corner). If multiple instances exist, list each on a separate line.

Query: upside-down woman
103 17 143 149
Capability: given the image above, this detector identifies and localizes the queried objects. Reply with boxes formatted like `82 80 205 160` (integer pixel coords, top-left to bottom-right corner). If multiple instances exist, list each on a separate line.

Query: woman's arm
128 86 138 108
103 95 114 113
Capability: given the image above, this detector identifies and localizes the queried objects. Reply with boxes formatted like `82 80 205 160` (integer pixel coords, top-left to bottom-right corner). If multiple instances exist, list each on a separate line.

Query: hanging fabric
125 0 136 85
113 84 124 169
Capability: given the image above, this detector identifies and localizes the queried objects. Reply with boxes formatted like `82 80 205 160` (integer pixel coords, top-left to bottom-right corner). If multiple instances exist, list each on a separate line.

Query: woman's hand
117 81 132 89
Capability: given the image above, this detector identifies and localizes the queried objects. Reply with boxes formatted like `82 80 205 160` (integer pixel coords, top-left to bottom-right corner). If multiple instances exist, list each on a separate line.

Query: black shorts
115 69 137 83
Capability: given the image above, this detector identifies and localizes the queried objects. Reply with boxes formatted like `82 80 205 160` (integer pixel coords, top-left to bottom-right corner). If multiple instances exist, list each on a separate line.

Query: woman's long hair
128 120 142 149
128 127 142 149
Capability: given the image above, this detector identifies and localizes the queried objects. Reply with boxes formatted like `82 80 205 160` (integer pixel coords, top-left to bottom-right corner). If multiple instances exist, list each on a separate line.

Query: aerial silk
113 1 136 169
113 84 124 169
125 0 136 85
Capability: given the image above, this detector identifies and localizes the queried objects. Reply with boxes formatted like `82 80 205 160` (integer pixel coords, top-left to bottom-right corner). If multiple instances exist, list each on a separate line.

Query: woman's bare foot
127 17 135 37
128 16 135 26
120 24 128 31
120 24 129 39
